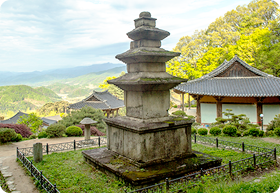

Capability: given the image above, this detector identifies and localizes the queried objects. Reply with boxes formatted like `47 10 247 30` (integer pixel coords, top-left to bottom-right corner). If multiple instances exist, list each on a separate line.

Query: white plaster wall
222 104 257 123
201 103 217 123
263 104 280 125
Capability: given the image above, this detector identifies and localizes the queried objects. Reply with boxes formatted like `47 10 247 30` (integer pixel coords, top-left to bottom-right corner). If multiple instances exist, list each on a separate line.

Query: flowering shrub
0 123 32 138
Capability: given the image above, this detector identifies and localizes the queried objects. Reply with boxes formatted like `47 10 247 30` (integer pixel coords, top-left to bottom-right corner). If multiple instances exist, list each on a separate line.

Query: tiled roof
41 117 58 125
0 111 53 126
69 90 124 110
0 111 29 124
174 56 280 97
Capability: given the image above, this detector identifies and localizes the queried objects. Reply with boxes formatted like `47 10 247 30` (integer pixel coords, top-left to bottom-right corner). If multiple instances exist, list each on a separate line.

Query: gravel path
0 136 87 193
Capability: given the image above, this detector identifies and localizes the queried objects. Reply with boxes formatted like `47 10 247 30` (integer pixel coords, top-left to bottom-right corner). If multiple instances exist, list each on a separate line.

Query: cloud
0 0 255 72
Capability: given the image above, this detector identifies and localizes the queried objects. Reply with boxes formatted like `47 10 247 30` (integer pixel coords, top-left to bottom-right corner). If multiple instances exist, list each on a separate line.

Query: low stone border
0 159 21 193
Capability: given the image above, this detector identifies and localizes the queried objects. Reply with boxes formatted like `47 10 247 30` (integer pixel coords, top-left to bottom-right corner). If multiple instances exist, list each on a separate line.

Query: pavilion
68 90 124 117
174 55 280 125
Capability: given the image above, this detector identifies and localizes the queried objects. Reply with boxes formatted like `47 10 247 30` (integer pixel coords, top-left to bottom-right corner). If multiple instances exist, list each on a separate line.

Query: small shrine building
68 90 124 117
174 55 280 125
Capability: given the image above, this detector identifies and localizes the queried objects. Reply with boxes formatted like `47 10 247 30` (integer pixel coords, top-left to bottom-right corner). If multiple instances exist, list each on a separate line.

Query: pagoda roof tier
116 47 180 64
127 26 170 41
108 72 187 91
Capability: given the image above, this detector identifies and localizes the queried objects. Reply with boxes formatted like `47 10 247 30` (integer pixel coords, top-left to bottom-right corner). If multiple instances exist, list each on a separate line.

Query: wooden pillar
181 93 185 112
214 96 224 118
256 97 264 126
193 95 201 123
188 94 191 109
116 109 119 117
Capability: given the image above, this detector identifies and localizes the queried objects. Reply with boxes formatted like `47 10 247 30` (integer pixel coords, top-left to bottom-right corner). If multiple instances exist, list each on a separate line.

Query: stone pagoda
82 12 221 187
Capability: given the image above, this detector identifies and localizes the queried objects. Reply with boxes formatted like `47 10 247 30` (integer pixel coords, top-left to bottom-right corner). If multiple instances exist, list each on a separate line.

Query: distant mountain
45 66 126 98
0 63 124 86
0 85 61 114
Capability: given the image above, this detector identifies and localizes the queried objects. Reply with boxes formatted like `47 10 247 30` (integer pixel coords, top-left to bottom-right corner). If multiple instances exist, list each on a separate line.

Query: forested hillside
167 0 280 79
0 85 61 115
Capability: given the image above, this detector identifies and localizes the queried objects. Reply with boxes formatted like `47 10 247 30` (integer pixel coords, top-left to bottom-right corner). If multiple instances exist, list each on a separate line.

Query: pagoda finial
139 11 151 18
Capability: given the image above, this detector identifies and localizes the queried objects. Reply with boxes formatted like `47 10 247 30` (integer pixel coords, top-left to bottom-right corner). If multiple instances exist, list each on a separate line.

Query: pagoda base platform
82 148 222 188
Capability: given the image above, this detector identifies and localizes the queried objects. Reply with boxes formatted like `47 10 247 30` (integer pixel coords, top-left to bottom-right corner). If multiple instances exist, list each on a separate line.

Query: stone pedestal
106 116 193 165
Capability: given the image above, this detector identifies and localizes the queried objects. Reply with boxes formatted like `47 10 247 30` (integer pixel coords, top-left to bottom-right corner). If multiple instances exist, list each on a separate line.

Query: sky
0 0 279 72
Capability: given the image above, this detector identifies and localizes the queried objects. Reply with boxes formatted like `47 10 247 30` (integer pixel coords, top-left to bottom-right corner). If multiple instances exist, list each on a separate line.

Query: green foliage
236 130 242 137
37 101 69 116
198 128 208 136
46 124 66 138
243 130 250 136
274 127 280 136
59 106 106 133
17 113 43 133
167 0 280 78
191 128 197 134
209 127 221 136
29 134 37 139
66 126 83 137
222 125 237 136
0 85 61 115
248 127 260 137
267 114 280 131
266 130 275 137
38 131 48 139
0 128 17 143
259 130 264 137
172 110 187 117
13 134 23 142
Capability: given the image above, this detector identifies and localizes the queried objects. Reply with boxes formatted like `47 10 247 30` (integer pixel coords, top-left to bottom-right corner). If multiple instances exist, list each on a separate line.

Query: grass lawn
204 135 280 155
27 141 267 193
29 148 127 193
192 143 252 164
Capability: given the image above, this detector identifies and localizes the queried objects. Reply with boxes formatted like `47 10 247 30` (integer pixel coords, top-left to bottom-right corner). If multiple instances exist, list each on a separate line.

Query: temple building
174 55 280 125
68 90 124 117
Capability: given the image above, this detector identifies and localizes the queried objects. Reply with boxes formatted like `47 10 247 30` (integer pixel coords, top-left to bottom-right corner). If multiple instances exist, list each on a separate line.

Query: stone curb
0 159 21 193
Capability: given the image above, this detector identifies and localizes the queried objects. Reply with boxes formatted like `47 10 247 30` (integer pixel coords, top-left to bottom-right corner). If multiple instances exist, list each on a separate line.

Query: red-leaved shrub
0 124 32 138
76 125 105 136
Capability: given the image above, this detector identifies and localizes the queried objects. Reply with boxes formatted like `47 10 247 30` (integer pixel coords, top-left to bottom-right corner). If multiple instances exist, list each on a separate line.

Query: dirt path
0 136 88 193
262 137 280 144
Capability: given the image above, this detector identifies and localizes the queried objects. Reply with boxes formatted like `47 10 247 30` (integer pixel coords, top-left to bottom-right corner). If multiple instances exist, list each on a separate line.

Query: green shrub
209 127 221 136
222 125 237 136
29 134 37 139
0 128 17 143
236 130 241 137
248 128 260 137
191 128 197 134
13 133 23 142
274 127 280 136
38 131 48 139
243 130 250 136
266 130 275 136
267 114 280 131
66 126 83 136
259 130 264 137
46 124 66 138
198 128 208 136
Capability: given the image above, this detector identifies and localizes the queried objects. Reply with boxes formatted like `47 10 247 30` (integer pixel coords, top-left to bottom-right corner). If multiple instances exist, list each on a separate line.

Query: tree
17 113 43 133
168 0 280 78
58 106 107 133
